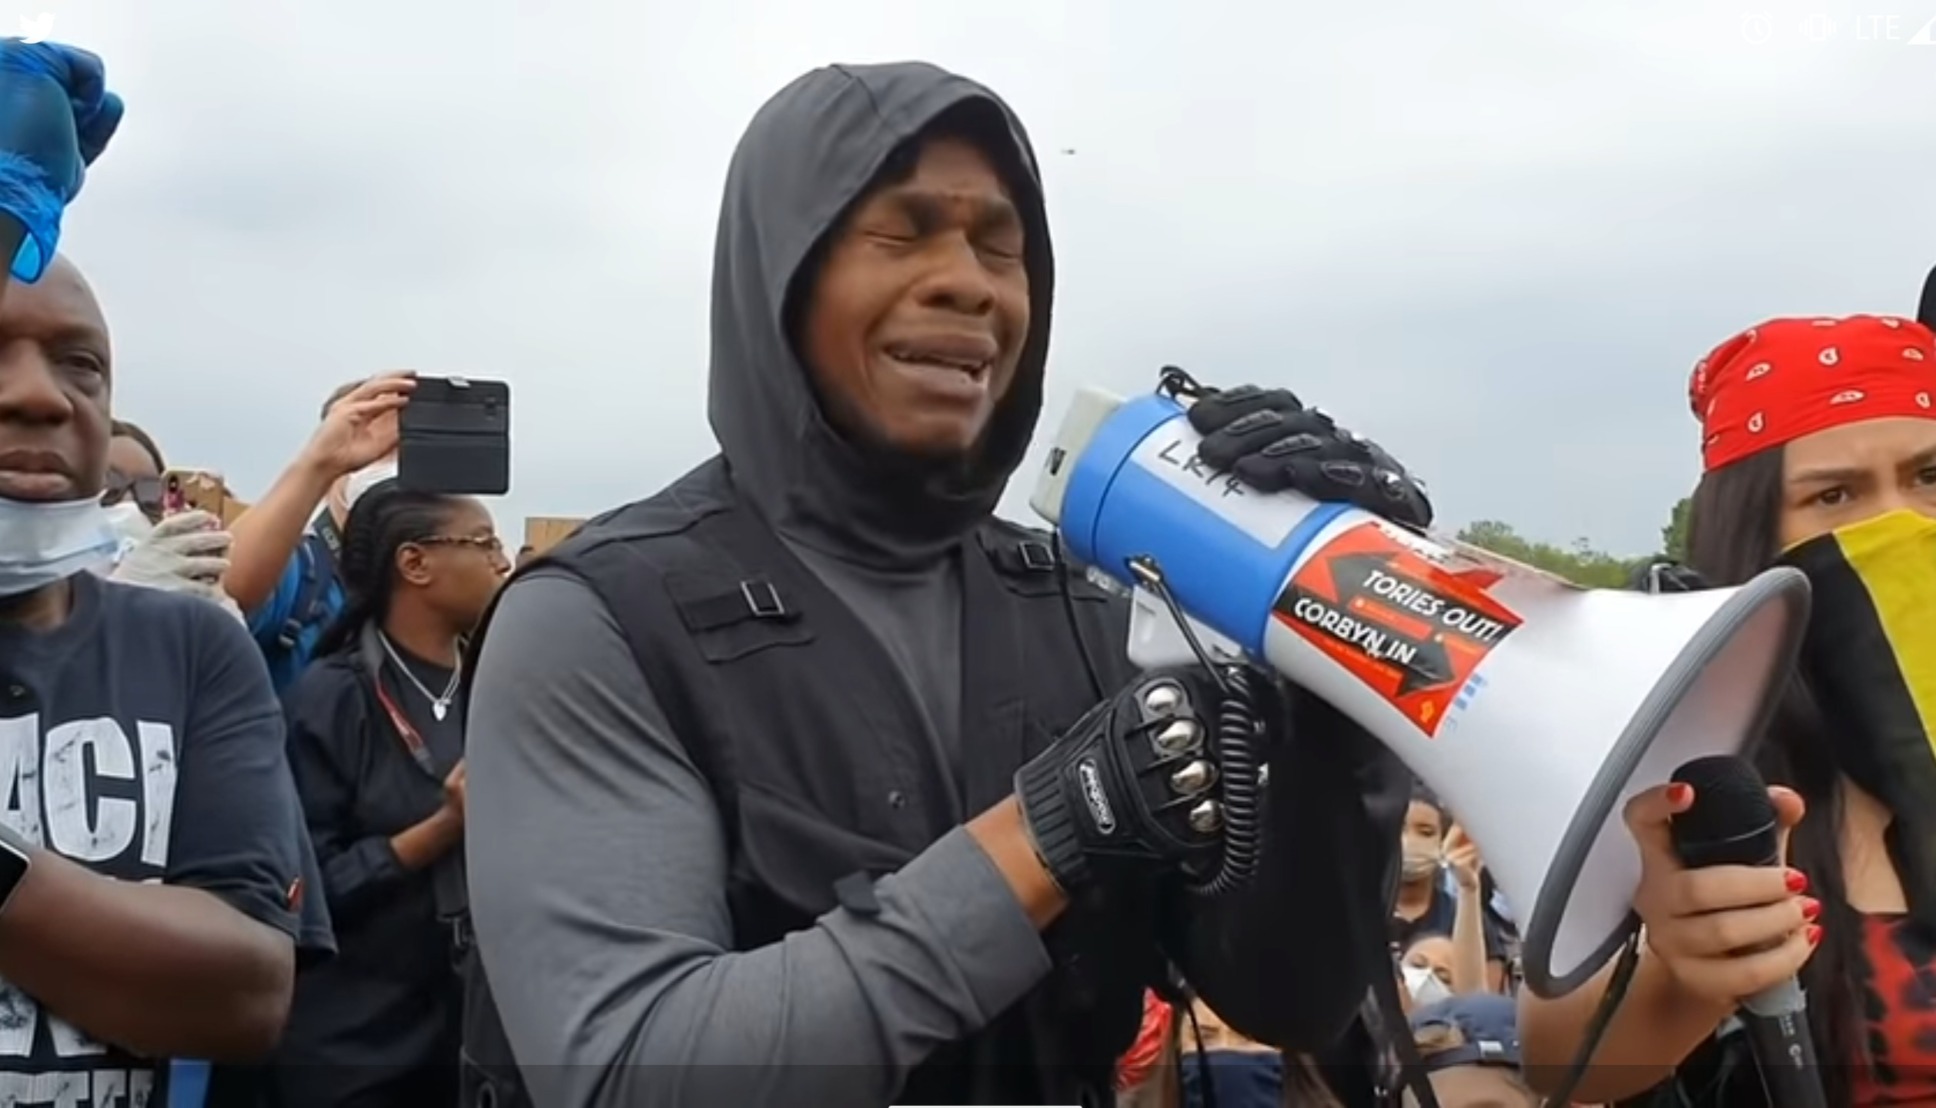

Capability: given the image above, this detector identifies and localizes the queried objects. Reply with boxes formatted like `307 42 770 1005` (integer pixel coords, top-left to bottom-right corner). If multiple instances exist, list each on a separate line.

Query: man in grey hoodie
463 61 1426 1108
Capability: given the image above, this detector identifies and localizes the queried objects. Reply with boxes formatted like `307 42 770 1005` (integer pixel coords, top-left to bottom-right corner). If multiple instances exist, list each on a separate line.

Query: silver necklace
376 630 462 721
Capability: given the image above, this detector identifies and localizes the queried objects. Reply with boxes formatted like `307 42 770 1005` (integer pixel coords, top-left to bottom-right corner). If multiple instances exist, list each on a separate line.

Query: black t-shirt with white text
0 573 318 1107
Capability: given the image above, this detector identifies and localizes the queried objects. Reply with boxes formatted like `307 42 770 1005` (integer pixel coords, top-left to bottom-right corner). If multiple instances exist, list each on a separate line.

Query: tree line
1453 498 1690 588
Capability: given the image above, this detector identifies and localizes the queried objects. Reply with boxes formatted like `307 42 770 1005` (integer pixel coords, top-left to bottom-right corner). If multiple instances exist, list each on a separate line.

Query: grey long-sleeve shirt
463 571 1055 1108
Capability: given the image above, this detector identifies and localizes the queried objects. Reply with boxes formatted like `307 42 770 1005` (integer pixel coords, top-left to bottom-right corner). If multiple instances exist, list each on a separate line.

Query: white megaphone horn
1030 382 1811 999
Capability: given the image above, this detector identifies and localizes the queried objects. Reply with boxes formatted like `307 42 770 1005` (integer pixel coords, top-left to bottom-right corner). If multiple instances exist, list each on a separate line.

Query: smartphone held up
160 468 248 525
398 376 510 496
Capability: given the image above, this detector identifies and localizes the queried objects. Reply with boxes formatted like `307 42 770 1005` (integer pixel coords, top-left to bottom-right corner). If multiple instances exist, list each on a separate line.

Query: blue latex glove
0 40 123 282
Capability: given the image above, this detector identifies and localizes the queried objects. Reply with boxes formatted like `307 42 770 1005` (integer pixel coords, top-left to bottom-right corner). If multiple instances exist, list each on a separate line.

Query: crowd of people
1 31 1931 1108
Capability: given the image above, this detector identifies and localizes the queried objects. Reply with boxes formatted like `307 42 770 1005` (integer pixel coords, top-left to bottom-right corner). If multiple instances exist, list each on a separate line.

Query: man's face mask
343 459 398 511
0 497 123 596
1779 508 1936 914
100 500 153 542
91 500 153 574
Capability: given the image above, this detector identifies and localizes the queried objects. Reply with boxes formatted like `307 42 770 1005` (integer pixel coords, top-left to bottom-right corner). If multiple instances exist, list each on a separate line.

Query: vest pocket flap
980 538 1116 603
664 573 813 662
735 781 913 916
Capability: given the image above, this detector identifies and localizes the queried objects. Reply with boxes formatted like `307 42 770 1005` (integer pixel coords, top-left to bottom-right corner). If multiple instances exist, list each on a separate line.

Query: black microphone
1669 755 1826 1108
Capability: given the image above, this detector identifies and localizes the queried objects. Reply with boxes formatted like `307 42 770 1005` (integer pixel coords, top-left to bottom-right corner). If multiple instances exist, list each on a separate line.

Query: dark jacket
275 633 465 1108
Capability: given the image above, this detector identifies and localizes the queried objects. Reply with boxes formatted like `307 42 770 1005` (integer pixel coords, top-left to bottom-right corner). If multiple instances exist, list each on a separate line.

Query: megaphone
1030 382 1812 999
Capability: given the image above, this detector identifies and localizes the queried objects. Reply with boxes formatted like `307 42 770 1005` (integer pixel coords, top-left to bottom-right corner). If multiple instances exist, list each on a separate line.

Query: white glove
110 510 244 622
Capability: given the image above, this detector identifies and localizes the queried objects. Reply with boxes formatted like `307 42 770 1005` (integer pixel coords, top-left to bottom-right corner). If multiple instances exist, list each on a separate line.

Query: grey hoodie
465 63 1066 1108
708 61 1051 569
710 61 1057 783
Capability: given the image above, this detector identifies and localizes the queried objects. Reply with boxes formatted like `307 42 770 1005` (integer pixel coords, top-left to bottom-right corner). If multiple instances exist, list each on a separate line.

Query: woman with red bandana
1521 313 1936 1108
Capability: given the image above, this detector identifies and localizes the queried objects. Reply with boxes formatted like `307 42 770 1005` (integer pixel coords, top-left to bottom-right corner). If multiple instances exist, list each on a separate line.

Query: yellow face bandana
1779 509 1936 918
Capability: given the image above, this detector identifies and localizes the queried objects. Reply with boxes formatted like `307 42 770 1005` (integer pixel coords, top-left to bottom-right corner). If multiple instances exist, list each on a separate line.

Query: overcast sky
38 0 1936 555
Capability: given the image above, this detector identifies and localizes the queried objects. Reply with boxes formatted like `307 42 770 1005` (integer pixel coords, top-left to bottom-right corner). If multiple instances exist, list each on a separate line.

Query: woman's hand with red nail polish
1619 782 1820 1006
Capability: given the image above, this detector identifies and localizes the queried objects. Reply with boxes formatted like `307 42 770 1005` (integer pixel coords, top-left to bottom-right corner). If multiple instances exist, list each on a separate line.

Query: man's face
0 259 111 503
799 134 1031 459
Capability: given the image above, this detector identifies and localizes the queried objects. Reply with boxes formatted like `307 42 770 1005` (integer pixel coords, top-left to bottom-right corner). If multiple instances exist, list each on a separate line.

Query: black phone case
399 377 510 496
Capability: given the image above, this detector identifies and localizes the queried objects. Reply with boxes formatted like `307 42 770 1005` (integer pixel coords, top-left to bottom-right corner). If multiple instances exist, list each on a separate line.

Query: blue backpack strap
277 525 341 655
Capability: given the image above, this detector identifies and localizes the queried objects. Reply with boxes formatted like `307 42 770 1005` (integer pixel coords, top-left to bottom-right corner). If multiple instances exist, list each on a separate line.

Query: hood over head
708 61 1054 569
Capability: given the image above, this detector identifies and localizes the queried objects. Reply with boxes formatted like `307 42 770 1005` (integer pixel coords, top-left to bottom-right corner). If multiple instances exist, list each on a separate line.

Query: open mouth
883 341 996 379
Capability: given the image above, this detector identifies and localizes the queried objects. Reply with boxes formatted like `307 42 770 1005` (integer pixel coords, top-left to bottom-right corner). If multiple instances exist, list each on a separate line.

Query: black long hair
1683 447 1862 1108
314 481 466 659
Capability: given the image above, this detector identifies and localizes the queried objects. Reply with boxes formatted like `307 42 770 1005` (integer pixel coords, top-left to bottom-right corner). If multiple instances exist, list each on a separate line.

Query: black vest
464 458 1156 1107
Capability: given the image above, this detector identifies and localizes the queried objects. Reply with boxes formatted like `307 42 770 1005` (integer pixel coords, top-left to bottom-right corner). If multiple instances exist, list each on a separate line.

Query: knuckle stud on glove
1151 718 1203 755
1188 799 1224 834
1169 759 1217 794
1142 680 1185 714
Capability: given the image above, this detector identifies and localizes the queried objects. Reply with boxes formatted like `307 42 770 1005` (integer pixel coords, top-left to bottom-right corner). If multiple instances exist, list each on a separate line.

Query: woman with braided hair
270 479 509 1108
1521 314 1936 1108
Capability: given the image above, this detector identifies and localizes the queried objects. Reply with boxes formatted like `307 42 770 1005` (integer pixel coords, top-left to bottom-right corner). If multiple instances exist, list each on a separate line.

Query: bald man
0 255 329 1105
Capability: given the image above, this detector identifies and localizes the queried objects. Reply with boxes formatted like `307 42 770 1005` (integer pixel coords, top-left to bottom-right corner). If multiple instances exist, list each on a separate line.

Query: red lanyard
371 678 440 780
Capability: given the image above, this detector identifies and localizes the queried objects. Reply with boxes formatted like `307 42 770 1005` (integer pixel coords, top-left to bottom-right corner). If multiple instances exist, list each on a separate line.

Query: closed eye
978 236 1024 263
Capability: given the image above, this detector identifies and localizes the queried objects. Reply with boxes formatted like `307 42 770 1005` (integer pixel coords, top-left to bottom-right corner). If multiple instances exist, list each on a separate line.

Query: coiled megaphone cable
1125 554 1267 899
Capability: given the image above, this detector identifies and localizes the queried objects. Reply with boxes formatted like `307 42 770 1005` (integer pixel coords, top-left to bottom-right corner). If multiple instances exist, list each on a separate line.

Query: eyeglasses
102 470 164 517
414 534 505 555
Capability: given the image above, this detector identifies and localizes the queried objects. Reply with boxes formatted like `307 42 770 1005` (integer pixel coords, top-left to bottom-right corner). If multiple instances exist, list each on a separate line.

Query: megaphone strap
1534 929 1645 1108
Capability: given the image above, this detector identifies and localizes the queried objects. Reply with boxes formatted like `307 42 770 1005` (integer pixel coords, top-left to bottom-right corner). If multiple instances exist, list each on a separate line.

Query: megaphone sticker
1272 521 1524 736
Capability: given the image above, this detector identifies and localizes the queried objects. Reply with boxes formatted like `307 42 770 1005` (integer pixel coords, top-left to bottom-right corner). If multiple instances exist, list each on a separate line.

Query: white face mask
1401 849 1441 882
343 460 398 512
89 500 154 574
1402 962 1452 1007
101 500 154 541
0 496 123 596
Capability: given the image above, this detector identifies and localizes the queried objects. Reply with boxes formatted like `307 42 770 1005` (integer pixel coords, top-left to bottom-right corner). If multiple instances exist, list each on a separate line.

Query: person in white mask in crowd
221 374 413 692
1390 787 1511 992
85 418 245 618
101 508 239 616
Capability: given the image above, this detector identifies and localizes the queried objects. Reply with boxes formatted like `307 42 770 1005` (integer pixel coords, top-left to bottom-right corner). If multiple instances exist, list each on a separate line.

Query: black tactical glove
1182 379 1434 530
1630 559 1707 593
1016 666 1261 895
